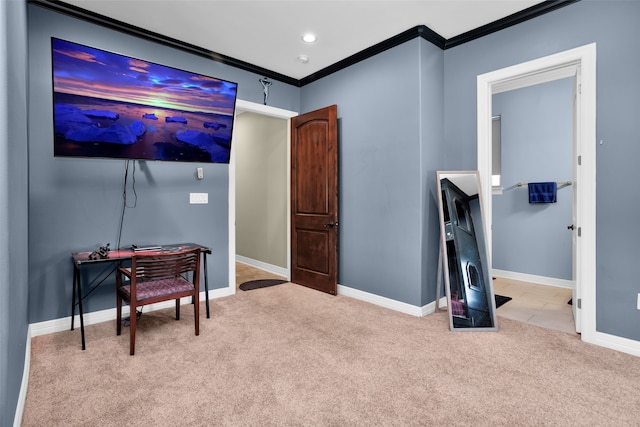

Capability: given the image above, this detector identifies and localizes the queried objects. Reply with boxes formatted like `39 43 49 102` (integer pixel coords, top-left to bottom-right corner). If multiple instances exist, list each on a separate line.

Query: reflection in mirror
437 171 497 331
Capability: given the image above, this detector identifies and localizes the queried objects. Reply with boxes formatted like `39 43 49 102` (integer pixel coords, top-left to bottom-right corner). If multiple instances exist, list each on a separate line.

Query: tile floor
493 276 576 334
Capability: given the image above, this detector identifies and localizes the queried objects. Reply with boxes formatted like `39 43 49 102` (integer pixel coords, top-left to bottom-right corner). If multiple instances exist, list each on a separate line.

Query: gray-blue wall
27 5 301 323
444 0 640 339
6 0 640 422
301 38 444 306
1 0 29 424
492 78 573 280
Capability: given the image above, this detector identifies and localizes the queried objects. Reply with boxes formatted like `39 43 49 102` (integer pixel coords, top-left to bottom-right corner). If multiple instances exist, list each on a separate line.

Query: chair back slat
132 248 200 281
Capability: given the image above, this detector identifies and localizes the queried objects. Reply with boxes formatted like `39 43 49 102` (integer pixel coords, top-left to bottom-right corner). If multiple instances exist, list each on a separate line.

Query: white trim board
492 269 574 290
31 283 640 359
22 287 231 423
236 255 288 279
337 284 436 318
18 287 639 427
477 43 598 346
29 288 231 338
13 327 31 427
593 331 640 358
229 99 297 301
236 99 298 119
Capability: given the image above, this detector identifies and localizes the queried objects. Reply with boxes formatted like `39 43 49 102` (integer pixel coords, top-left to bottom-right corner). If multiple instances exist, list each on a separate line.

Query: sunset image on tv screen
51 37 238 163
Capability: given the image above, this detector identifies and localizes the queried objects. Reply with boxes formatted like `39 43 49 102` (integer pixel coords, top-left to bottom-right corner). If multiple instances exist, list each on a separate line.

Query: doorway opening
477 43 596 343
490 77 575 334
228 100 297 294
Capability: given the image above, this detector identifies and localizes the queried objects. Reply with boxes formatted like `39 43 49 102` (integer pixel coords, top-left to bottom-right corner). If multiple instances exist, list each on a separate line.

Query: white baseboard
236 255 288 279
13 326 31 427
21 287 232 424
493 270 640 357
335 283 640 357
492 268 574 289
237 257 435 317
337 284 435 317
30 288 232 338
590 331 640 357
17 276 640 427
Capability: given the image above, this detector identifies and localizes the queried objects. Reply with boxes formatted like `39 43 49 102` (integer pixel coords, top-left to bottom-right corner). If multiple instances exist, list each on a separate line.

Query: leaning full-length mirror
437 171 497 331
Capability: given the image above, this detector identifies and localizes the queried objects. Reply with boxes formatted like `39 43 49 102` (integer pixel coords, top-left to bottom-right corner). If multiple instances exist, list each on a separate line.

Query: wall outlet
189 192 208 204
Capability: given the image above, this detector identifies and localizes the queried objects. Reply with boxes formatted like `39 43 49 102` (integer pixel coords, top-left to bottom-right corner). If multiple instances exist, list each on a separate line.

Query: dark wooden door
291 105 338 295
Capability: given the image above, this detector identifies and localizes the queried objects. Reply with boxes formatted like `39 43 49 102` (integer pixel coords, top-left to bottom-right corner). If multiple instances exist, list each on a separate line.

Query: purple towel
528 182 557 203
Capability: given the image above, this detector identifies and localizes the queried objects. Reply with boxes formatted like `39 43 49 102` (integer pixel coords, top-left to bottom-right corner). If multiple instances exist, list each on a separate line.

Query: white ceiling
62 0 546 81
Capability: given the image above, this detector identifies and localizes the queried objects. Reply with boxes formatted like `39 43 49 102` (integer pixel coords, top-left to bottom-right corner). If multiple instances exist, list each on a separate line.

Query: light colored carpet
23 283 640 426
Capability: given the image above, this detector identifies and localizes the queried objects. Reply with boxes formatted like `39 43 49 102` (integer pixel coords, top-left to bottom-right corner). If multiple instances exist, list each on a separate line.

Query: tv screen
51 37 238 163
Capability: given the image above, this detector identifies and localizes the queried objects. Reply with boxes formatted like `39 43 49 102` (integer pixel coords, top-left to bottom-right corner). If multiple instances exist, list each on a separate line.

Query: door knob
325 221 338 228
567 224 575 230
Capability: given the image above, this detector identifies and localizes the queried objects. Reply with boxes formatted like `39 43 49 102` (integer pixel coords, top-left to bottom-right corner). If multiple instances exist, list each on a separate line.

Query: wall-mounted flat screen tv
51 37 238 163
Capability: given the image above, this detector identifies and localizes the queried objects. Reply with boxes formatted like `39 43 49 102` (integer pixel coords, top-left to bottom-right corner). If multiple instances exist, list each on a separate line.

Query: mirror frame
436 170 498 331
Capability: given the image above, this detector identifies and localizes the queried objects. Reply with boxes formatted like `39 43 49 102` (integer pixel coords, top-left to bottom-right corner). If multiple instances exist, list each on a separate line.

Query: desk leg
76 268 86 350
71 265 78 331
204 253 210 319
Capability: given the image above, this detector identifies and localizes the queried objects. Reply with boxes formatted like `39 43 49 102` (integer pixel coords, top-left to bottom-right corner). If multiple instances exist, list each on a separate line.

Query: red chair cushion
119 277 194 301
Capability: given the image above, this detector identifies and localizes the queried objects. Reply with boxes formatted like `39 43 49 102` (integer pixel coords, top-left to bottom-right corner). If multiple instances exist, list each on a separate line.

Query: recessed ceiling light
302 33 316 43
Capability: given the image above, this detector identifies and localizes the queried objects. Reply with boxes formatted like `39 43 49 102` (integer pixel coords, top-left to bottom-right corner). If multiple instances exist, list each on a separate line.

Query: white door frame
477 43 596 344
227 100 297 295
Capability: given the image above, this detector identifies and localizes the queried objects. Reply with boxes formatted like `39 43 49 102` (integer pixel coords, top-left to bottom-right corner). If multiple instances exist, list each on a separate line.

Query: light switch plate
190 192 208 204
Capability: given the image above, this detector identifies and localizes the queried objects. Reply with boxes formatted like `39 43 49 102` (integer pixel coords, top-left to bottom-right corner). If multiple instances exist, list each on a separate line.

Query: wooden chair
116 247 201 355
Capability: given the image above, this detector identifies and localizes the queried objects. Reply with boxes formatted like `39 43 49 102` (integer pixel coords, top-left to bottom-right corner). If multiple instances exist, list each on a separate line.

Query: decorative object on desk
528 182 557 203
88 243 110 260
131 244 162 252
116 247 201 355
494 294 512 308
239 279 287 291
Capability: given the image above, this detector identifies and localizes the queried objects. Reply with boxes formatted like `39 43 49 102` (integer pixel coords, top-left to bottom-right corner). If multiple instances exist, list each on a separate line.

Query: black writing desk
71 243 212 350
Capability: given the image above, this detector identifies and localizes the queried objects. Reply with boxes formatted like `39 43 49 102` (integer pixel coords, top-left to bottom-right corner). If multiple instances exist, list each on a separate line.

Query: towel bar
517 181 572 187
